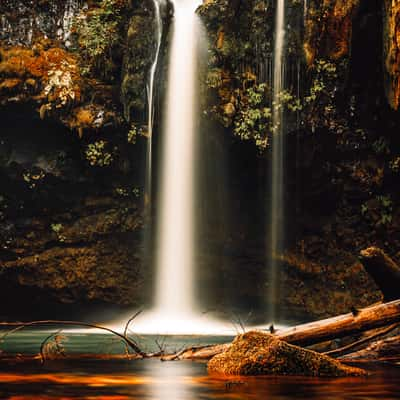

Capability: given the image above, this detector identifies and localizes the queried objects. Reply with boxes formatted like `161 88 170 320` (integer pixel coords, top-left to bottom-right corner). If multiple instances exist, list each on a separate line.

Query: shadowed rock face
384 0 400 110
208 331 366 377
304 0 360 65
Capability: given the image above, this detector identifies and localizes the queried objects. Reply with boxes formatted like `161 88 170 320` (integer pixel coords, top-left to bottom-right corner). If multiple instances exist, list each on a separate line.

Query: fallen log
276 299 400 347
166 300 400 360
359 247 400 301
340 335 400 362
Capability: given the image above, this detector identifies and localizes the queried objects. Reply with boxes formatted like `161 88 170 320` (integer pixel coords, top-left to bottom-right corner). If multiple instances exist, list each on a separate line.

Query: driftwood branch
0 320 146 357
340 334 400 362
324 323 400 357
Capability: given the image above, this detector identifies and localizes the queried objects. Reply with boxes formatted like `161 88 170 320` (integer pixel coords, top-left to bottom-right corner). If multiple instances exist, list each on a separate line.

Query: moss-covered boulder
208 331 366 377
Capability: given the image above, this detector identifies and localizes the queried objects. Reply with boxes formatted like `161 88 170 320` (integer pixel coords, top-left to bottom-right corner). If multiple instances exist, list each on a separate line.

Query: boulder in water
208 331 366 377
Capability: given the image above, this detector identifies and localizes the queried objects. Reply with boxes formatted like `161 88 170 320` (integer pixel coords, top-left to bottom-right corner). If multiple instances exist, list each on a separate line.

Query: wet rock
208 331 366 377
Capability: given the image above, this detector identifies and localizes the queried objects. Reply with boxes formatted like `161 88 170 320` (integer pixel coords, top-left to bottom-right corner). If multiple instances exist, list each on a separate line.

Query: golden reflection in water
8 397 129 400
0 373 151 386
1 365 400 400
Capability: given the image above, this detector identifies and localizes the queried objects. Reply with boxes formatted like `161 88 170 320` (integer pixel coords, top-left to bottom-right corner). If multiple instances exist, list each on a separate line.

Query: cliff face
197 0 398 318
304 0 359 65
0 0 399 320
0 0 164 316
384 0 400 110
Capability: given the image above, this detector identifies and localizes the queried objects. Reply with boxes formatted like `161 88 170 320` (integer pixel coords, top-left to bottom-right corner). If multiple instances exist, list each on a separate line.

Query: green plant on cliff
85 140 114 167
361 195 393 227
234 83 272 149
74 0 124 79
51 223 66 242
390 156 400 172
128 124 142 144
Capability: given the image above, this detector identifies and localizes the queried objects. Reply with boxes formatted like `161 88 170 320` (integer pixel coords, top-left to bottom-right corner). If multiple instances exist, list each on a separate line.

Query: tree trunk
276 300 400 347
359 247 400 301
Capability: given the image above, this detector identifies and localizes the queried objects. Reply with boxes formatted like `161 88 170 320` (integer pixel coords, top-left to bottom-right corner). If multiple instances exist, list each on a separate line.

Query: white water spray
269 0 286 322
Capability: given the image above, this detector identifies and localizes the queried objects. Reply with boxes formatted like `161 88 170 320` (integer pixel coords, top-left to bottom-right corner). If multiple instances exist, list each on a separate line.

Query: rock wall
0 0 161 316
384 0 400 110
0 0 400 320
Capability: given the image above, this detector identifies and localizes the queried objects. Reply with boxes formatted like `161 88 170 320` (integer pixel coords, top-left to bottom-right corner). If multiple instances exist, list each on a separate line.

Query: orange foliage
0 78 22 91
75 107 95 127
0 44 82 100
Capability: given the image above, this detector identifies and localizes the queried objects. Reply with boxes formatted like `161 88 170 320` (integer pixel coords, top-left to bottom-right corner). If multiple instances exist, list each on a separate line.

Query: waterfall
119 0 231 334
153 0 201 316
145 0 163 207
269 0 286 322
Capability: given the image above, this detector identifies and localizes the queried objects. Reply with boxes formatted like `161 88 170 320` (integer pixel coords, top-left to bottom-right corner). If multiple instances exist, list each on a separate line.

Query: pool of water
0 332 399 399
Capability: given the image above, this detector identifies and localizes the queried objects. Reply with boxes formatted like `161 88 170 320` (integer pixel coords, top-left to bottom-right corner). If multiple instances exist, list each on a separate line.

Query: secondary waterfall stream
268 0 286 322
145 0 163 207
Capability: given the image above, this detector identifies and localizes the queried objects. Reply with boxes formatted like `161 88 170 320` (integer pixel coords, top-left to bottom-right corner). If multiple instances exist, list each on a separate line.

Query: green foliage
276 90 303 113
85 140 114 167
115 187 140 198
390 156 400 172
75 0 124 79
51 223 66 242
127 124 139 144
305 60 337 104
234 83 271 149
361 195 393 227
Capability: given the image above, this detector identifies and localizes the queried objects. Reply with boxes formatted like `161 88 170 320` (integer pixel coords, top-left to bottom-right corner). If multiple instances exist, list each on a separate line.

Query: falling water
154 0 201 316
145 0 163 207
269 0 286 322
120 0 232 334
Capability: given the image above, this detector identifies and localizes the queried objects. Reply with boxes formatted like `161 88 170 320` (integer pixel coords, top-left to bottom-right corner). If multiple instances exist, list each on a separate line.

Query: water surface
0 332 399 399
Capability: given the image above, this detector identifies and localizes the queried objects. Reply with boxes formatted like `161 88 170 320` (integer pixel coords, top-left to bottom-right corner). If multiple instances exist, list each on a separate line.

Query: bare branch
324 323 400 357
0 320 146 357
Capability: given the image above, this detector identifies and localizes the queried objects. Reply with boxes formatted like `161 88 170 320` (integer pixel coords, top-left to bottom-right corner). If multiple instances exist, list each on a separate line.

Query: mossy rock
208 331 366 377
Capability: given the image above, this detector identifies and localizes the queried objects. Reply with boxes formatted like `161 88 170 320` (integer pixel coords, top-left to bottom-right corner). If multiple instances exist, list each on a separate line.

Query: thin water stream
269 0 286 322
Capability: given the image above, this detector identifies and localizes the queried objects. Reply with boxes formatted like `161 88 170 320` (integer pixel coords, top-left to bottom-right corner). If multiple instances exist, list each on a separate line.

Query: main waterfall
125 0 231 334
154 0 199 316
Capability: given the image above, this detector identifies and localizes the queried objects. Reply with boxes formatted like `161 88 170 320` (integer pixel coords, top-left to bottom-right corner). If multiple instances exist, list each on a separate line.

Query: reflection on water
146 361 193 400
0 359 400 400
0 332 399 400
